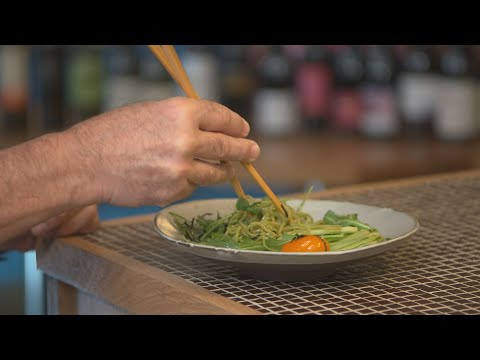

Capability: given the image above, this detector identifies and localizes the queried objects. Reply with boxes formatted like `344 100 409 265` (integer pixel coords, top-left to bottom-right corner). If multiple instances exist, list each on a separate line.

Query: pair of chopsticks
148 45 286 216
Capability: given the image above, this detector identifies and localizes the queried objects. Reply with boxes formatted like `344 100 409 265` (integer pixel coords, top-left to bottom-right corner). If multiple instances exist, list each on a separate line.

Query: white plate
153 199 420 281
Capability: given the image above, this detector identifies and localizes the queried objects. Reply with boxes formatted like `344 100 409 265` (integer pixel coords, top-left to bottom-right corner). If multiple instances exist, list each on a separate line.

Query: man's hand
66 97 260 208
0 205 100 252
31 205 100 239
0 97 259 249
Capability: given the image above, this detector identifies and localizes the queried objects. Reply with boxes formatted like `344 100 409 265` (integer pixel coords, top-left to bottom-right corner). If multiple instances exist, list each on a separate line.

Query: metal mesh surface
85 175 480 314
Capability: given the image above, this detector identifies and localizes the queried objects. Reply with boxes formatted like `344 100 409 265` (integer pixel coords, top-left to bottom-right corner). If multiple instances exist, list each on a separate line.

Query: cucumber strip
330 230 372 251
309 226 358 236
333 235 381 251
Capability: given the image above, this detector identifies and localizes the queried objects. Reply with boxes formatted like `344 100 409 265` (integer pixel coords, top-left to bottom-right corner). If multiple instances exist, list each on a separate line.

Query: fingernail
242 121 251 137
31 223 48 237
249 143 260 162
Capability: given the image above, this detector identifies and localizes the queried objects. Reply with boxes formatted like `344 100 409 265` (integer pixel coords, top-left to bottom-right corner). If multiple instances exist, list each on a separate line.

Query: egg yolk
281 235 330 252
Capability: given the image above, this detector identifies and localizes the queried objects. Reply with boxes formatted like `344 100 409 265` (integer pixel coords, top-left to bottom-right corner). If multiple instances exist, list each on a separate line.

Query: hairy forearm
0 131 99 244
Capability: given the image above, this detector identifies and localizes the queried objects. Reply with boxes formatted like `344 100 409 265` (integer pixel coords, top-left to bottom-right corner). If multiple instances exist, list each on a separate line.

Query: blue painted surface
98 184 298 220
0 252 25 314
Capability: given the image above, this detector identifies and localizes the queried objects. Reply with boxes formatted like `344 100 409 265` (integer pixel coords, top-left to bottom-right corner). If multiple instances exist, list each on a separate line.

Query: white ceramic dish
153 199 420 281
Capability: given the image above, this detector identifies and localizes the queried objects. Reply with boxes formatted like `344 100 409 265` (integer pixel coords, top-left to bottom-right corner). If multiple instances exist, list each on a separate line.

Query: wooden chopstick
241 162 286 216
149 45 246 200
148 45 286 216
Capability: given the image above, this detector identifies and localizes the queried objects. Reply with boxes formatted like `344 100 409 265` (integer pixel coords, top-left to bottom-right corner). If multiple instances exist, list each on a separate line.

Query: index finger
195 100 250 138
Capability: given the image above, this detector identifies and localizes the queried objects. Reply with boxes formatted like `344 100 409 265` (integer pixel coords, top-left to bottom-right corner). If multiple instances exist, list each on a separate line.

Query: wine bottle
181 45 220 101
0 45 28 132
102 45 139 111
218 45 256 120
359 45 399 138
434 45 477 141
64 45 102 126
330 45 364 132
253 45 300 137
396 45 438 136
135 45 174 102
468 45 480 137
295 45 333 131
27 45 65 137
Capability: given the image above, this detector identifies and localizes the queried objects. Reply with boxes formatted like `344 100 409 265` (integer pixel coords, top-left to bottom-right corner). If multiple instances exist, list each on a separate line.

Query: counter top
37 169 480 315
236 133 480 188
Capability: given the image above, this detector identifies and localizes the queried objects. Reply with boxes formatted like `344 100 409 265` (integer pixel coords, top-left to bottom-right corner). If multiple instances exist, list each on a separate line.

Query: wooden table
37 169 480 315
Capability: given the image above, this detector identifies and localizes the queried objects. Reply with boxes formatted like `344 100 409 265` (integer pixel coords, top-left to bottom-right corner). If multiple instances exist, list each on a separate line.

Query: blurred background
1 44 480 314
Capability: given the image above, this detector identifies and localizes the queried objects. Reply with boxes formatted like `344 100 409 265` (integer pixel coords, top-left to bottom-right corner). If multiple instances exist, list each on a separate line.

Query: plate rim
152 198 420 257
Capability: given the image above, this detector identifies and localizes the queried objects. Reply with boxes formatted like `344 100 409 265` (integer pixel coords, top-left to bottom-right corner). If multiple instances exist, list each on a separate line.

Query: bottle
27 45 65 137
359 45 399 138
102 45 139 111
468 45 480 136
294 45 333 131
246 45 270 69
64 45 102 126
434 45 477 141
330 45 364 132
282 45 308 63
135 45 174 102
181 45 220 100
252 45 300 137
217 45 256 120
0 45 28 132
396 45 438 136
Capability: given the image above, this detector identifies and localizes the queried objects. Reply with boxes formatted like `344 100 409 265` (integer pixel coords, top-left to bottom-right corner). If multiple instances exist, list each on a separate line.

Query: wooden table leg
45 276 128 315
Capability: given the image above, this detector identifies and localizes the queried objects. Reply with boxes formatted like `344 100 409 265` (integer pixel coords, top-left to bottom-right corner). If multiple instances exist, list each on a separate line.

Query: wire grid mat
85 176 480 315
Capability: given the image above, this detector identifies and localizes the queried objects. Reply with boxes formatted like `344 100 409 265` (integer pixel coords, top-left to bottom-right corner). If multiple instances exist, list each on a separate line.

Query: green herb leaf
238 237 268 251
323 210 373 230
235 198 263 215
203 234 241 249
236 198 250 211
263 233 296 251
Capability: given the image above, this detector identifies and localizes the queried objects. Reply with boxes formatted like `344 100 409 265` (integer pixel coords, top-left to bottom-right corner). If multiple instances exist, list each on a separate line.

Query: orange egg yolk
281 235 330 252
